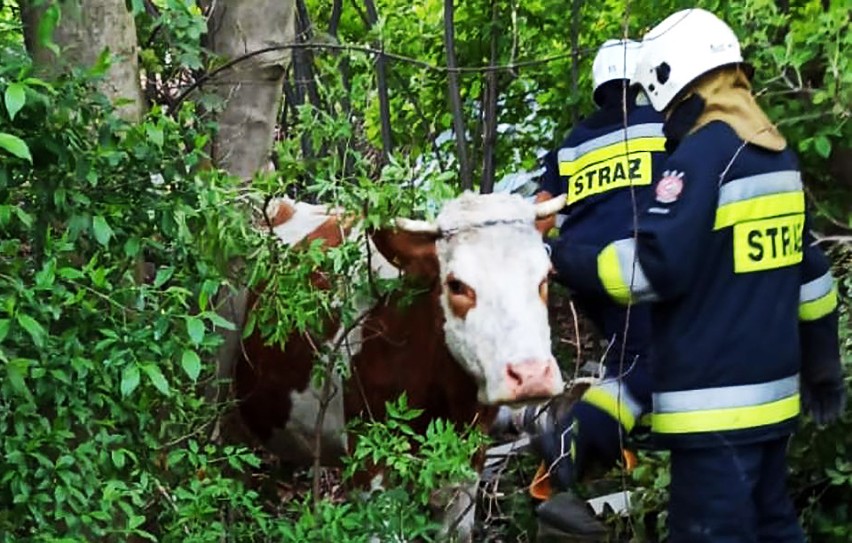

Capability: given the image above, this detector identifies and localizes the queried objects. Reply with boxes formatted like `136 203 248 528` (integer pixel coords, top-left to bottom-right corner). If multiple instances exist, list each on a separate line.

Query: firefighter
547 8 846 541
508 38 668 537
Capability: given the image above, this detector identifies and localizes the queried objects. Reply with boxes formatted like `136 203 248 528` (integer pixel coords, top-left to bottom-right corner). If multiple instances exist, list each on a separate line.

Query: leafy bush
0 45 268 539
0 24 482 542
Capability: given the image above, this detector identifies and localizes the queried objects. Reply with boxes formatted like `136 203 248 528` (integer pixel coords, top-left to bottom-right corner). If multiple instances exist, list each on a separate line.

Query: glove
801 381 848 426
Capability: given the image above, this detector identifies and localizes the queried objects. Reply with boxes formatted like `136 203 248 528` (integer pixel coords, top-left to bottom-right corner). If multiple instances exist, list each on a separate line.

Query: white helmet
634 8 743 112
592 39 641 105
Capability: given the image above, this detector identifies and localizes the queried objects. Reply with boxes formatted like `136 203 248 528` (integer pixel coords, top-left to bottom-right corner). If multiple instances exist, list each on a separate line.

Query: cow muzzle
499 358 563 404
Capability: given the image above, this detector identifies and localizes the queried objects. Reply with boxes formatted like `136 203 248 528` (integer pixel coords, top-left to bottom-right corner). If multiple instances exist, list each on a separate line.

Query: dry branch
479 0 500 195
443 0 472 191
364 0 394 160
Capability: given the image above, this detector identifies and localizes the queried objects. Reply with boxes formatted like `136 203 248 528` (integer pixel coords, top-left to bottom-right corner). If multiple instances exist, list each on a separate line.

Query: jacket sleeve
798 226 842 388
549 158 718 305
538 148 564 198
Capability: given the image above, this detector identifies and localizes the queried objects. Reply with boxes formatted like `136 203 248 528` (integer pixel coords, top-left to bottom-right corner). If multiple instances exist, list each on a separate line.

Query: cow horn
534 193 567 218
394 217 441 235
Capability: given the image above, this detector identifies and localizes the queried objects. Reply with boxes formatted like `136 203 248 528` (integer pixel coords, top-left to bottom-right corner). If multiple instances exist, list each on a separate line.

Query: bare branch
443 0 472 191
328 0 343 36
173 41 581 109
480 0 499 194
569 0 581 124
363 0 394 160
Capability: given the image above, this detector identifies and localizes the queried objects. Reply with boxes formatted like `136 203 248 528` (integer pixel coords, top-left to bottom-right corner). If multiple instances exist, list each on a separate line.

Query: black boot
536 491 607 542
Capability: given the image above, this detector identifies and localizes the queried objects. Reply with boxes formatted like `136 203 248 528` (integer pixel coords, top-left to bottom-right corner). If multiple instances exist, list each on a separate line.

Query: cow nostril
506 364 523 387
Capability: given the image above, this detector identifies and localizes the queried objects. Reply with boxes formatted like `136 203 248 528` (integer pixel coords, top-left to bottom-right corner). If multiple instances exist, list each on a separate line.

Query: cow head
376 192 567 405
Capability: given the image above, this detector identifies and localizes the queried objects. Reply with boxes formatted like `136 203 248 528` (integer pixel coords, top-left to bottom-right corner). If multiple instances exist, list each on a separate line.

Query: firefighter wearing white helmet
591 38 642 105
633 8 744 112
507 38 666 538
548 8 845 542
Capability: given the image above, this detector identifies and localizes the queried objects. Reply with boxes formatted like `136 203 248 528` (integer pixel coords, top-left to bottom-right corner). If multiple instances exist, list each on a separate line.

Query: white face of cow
424 192 565 404
265 190 566 406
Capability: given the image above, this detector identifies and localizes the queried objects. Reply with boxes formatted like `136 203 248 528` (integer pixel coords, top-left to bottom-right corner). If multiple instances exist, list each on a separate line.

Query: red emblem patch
655 170 684 204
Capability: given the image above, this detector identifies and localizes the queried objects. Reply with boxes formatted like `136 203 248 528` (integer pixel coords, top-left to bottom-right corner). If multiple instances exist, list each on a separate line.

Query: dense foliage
0 0 849 541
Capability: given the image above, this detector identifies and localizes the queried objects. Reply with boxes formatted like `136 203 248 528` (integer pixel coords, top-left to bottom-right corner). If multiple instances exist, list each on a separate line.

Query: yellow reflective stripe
799 285 838 321
582 386 637 432
558 137 666 176
714 191 804 230
652 393 800 434
597 243 631 305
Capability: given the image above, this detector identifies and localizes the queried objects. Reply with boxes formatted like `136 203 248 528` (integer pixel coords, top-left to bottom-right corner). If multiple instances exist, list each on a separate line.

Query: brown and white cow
222 191 567 539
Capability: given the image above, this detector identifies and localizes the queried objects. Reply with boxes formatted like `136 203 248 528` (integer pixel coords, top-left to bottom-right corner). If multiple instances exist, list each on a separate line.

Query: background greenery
0 0 849 540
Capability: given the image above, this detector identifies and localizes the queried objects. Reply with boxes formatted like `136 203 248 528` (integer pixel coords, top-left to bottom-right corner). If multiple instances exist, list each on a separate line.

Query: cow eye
447 278 465 295
445 274 476 318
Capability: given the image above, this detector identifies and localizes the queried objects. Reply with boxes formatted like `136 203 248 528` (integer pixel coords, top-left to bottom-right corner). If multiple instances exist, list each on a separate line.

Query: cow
221 190 568 540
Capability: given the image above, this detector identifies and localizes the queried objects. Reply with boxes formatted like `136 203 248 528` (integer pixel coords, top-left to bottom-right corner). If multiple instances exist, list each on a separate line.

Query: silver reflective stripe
597 379 644 419
653 374 799 414
612 238 659 303
800 271 834 303
557 123 664 163
717 171 802 206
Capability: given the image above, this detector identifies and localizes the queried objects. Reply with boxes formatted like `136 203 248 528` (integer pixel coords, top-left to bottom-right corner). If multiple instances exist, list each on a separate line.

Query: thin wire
617 1 638 535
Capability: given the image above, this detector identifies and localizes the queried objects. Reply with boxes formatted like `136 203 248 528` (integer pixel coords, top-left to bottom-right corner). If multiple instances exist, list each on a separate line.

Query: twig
310 288 386 509
812 235 852 245
154 480 191 535
804 184 852 232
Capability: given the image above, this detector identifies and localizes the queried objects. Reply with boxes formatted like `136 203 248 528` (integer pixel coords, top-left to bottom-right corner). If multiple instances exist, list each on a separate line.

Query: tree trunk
206 0 296 181
20 0 145 122
205 0 296 442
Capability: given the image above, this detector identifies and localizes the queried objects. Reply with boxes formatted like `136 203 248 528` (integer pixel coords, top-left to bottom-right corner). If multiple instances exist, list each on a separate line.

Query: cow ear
534 191 558 237
371 228 440 279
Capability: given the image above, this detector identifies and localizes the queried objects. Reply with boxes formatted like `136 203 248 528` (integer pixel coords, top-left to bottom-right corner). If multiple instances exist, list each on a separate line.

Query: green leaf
59 267 84 280
180 350 201 382
36 4 61 54
124 237 141 258
6 359 28 395
129 0 146 14
186 317 205 345
814 135 832 159
0 132 32 162
89 49 112 78
0 319 9 343
153 266 175 288
92 215 113 246
13 206 33 227
16 314 46 348
146 124 164 147
111 449 126 469
205 311 237 331
142 364 170 396
5 83 26 121
121 365 140 396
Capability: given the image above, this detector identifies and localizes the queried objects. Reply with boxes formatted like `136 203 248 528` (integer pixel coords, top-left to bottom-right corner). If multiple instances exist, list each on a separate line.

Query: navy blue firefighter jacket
540 85 666 391
548 102 842 449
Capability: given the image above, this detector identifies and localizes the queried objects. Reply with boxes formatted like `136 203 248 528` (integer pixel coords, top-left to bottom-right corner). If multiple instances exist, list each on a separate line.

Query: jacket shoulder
669 121 742 170
629 105 665 125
